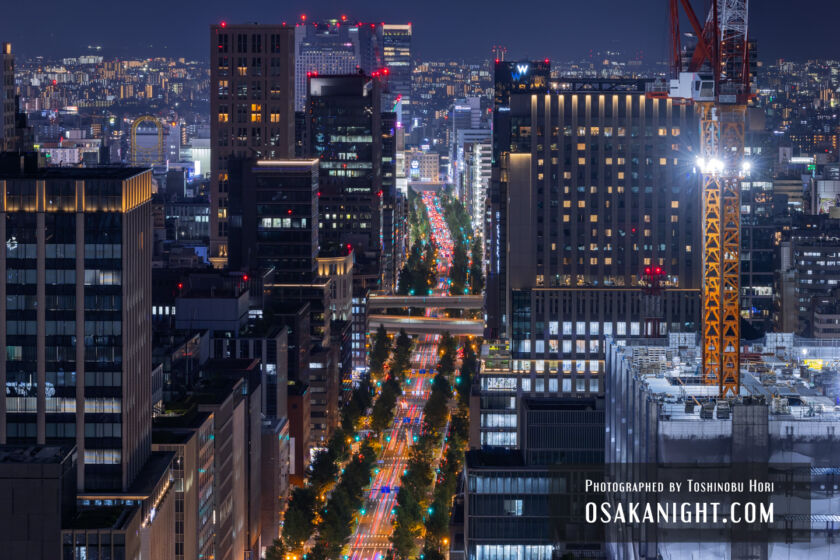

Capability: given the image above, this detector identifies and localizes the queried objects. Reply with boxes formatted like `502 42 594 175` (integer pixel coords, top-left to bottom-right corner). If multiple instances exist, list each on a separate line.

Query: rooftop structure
605 333 840 559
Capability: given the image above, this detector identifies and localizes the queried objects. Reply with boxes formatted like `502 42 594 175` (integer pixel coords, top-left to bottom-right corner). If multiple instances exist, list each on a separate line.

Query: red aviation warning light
220 21 227 28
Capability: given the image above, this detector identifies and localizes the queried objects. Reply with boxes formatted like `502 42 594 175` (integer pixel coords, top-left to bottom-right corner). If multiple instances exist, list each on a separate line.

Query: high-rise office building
463 139 492 239
490 79 701 395
381 110 399 291
224 156 339 446
486 60 551 338
228 158 320 283
0 43 32 152
1 43 15 149
209 23 295 267
740 178 787 335
778 215 840 337
293 18 378 112
454 129 491 202
452 97 483 132
307 74 389 275
380 24 412 127
0 157 153 492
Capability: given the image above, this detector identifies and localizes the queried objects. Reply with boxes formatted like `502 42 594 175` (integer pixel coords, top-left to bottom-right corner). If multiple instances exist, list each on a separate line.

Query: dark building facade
0 445 77 559
209 23 295 266
740 178 789 335
0 43 14 147
783 216 840 336
463 397 605 560
228 158 320 283
287 380 310 486
381 111 399 291
307 74 383 258
486 60 551 338
490 80 702 395
0 162 153 492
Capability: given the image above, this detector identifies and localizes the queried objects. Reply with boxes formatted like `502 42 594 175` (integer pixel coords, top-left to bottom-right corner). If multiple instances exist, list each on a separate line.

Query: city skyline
4 2 840 559
1 0 838 62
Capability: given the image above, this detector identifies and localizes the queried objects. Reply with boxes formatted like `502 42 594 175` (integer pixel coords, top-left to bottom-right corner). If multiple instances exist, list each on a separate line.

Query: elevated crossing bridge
367 315 484 336
366 294 483 310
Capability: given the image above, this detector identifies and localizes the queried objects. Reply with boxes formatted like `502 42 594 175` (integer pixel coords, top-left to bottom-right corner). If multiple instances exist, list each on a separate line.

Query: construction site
605 333 840 559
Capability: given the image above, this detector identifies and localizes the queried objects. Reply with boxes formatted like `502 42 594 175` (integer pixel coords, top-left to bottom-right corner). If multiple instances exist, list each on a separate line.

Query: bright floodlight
741 161 752 174
710 158 724 173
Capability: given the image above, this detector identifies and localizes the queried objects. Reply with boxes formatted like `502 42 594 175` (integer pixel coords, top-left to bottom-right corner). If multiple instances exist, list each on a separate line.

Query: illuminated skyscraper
0 43 14 149
462 139 492 240
306 74 388 267
0 157 153 492
209 23 295 267
486 60 551 338
293 18 378 112
0 42 32 152
492 78 701 394
379 24 413 127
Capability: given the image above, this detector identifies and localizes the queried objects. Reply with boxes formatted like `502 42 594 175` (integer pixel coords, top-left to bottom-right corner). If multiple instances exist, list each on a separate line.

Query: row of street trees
372 327 413 433
266 328 414 558
397 240 438 297
408 189 431 247
439 190 484 297
388 333 459 559
421 338 479 558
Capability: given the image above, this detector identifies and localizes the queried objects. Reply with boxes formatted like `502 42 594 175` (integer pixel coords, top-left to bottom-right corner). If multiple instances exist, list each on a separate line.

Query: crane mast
665 0 751 398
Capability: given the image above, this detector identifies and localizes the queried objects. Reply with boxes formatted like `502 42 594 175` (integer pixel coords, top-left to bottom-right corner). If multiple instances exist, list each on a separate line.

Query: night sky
1 0 837 62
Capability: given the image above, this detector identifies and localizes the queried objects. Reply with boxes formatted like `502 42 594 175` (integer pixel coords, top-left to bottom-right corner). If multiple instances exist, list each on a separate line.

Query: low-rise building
152 410 216 560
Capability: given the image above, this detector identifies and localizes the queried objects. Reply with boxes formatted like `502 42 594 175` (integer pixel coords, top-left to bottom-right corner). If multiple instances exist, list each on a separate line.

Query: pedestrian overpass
367 315 484 336
366 294 483 311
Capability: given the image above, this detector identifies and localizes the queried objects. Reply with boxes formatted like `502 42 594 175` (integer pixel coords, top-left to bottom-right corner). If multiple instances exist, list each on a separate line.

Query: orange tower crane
663 0 752 397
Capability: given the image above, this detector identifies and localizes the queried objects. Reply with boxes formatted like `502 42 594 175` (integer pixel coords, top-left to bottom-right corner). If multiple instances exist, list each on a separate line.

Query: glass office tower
1 162 153 492
380 24 412 127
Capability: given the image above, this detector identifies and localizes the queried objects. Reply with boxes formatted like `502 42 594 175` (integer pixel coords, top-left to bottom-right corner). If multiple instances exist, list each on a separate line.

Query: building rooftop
152 409 212 443
238 321 286 339
124 451 174 496
64 506 136 531
0 444 75 464
0 158 148 181
610 333 840 423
